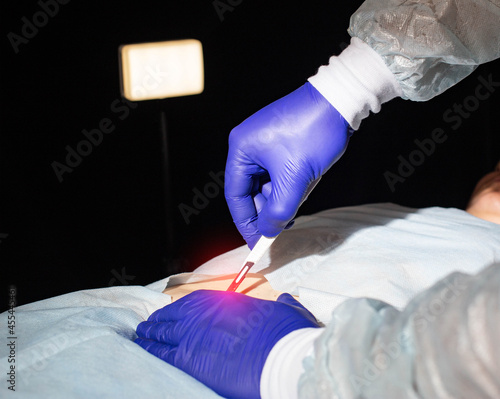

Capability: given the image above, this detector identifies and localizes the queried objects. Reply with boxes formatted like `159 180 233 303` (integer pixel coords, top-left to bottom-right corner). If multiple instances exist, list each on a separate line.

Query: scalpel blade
226 236 277 292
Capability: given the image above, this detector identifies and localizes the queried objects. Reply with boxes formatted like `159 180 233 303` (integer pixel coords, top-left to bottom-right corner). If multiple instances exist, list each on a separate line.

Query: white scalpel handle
245 235 277 264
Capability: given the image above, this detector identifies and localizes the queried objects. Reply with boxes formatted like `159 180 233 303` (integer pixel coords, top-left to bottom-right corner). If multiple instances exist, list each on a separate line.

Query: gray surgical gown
349 0 500 101
299 262 500 398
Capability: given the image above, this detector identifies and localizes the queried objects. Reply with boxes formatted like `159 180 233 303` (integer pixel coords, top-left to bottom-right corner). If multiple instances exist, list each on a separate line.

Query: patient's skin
162 273 287 302
466 161 500 225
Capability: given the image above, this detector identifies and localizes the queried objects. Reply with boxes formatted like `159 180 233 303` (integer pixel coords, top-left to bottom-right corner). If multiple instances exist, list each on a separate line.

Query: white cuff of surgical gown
260 327 324 399
308 37 402 130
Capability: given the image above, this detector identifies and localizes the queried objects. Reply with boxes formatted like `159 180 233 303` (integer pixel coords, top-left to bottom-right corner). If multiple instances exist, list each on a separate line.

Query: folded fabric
195 203 500 323
0 286 223 398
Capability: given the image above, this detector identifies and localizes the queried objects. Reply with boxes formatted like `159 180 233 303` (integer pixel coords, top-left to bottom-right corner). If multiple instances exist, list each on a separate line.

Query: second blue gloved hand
135 290 320 399
225 82 352 248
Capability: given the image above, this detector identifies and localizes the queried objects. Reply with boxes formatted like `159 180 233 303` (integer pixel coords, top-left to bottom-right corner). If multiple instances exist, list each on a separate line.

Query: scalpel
226 235 277 292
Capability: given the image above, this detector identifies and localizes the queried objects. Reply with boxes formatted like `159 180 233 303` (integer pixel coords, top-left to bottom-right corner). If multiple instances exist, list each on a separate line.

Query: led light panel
119 39 204 101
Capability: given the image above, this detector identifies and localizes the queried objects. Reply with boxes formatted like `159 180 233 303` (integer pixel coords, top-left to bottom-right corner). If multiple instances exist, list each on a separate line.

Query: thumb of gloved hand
276 292 304 306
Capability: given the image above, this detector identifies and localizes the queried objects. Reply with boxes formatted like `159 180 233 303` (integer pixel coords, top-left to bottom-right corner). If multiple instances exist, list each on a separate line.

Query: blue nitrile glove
225 82 353 249
135 290 320 399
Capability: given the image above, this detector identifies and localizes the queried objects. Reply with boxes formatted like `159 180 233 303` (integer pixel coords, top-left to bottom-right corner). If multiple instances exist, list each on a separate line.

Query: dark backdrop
2 0 499 309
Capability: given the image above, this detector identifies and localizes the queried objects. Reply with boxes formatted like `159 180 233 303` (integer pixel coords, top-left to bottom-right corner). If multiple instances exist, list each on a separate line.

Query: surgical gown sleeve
349 0 500 101
308 0 500 129
297 262 500 398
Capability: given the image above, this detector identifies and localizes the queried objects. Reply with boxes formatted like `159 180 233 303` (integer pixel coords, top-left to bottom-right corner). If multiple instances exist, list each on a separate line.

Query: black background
2 0 499 309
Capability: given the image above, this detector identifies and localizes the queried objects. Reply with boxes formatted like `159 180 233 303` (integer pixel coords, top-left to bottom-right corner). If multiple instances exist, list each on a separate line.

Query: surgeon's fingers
252 192 266 215
260 179 272 198
277 293 318 322
225 156 270 248
258 173 320 237
224 160 259 220
147 298 196 323
136 321 184 346
253 178 272 214
146 307 168 322
257 174 309 238
225 196 258 246
135 338 178 365
277 293 304 308
254 184 295 230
